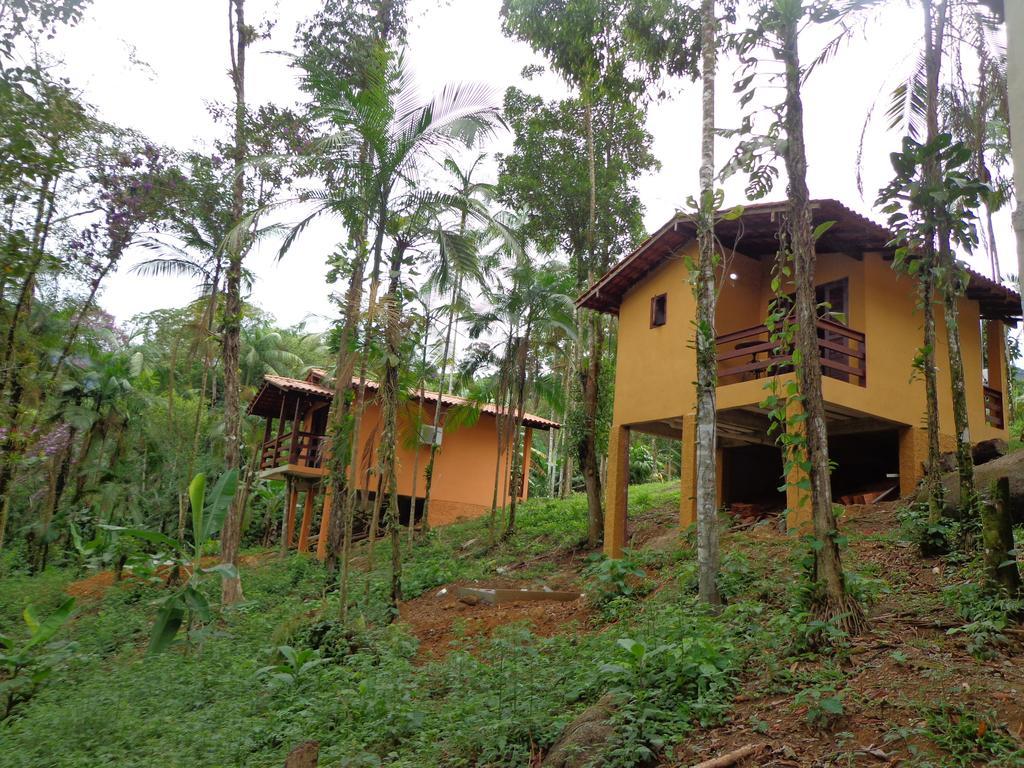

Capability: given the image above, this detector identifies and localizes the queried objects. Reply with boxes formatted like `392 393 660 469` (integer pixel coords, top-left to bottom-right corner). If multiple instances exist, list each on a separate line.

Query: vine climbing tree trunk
780 1 864 634
922 0 974 518
920 0 954 531
694 0 721 607
220 0 249 606
580 93 604 548
378 244 407 618
421 274 461 535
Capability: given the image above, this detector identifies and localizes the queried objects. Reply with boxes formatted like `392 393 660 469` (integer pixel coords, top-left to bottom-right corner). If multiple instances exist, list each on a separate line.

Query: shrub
628 443 655 485
584 553 649 612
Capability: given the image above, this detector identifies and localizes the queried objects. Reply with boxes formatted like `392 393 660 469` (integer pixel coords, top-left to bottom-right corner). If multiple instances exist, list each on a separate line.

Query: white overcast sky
48 0 1015 331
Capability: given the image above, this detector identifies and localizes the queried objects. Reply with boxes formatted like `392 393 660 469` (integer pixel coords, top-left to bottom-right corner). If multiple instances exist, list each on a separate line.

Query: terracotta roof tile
251 374 560 430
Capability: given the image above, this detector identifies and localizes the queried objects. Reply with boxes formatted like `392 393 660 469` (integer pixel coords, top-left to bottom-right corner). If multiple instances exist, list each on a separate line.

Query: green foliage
917 706 1024 767
584 552 648 612
599 604 745 766
118 470 239 654
898 502 955 557
942 581 1024 660
793 682 845 729
257 645 328 688
0 598 77 721
627 442 654 485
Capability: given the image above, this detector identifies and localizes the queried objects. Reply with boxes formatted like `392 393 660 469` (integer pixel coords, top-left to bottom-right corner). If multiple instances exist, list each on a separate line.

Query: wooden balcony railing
716 318 867 387
984 385 1004 429
259 431 327 471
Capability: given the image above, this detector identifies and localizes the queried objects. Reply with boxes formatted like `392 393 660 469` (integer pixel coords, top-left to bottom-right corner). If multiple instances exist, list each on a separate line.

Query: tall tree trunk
421 275 461 534
921 270 945 525
324 233 366 574
919 0 951 531
0 170 59 508
408 311 429 547
503 332 531 540
581 316 604 546
378 244 406 617
921 0 973 517
220 0 248 605
694 0 720 606
780 2 864 634
580 95 604 547
980 477 1021 596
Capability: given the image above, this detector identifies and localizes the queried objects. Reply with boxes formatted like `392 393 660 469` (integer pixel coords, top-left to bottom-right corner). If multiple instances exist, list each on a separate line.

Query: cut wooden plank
455 587 581 605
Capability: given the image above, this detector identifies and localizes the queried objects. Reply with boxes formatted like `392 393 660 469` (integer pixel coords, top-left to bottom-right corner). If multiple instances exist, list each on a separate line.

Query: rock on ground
930 450 1024 522
542 694 616 768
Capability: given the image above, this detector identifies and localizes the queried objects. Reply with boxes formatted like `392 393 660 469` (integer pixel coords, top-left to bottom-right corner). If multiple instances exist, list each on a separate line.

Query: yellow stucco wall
352 400 532 525
611 240 1008 444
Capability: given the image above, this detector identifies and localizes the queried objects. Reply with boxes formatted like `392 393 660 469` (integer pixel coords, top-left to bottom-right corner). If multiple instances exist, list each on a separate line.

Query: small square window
650 293 667 327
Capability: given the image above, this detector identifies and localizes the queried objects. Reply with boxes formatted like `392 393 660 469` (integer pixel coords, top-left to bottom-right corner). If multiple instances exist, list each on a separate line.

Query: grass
2 483 1023 767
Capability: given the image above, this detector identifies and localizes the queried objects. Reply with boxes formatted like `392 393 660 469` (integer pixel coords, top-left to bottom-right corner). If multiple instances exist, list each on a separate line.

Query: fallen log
690 743 765 768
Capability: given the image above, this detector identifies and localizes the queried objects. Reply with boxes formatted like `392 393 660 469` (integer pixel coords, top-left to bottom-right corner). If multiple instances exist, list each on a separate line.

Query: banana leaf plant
116 470 239 654
0 598 77 720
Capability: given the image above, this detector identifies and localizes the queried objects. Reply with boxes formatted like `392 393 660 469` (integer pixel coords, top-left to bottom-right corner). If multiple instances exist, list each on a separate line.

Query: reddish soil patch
65 551 277 600
66 569 118 599
399 579 592 662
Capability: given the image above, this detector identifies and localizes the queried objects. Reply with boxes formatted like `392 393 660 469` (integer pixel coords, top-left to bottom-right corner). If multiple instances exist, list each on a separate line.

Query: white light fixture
728 272 738 280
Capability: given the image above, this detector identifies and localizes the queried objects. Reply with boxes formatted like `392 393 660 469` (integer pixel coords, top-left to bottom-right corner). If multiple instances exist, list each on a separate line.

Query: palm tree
418 154 505 534
837 0 1004 527
282 46 503 618
467 255 575 540
238 326 306 388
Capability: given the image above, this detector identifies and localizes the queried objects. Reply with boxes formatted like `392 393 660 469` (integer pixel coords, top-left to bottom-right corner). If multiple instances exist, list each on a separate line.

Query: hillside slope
1 483 1023 767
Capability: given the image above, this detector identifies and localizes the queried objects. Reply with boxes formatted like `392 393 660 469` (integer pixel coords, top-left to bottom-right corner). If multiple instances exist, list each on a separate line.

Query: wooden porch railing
716 318 867 387
259 431 327 471
984 385 1004 429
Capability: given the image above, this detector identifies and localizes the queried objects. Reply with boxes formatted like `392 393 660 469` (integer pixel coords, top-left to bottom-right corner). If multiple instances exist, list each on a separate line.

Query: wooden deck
715 317 866 387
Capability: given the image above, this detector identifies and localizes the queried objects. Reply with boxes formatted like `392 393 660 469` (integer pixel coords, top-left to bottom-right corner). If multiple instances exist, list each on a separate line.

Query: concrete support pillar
316 485 334 561
680 414 697 528
604 424 630 558
898 426 927 498
297 486 315 553
283 482 298 550
784 398 812 532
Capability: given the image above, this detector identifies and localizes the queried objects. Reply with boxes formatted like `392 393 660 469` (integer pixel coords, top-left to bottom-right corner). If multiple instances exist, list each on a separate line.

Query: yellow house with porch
577 199 1020 557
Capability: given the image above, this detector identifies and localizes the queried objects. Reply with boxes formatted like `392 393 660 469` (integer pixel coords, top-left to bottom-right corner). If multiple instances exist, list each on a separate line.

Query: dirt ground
673 502 1024 767
399 579 592 662
65 552 276 600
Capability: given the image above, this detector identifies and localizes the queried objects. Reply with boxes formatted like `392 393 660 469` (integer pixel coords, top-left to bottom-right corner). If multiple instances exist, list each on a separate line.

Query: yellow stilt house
246 369 559 559
577 199 1020 557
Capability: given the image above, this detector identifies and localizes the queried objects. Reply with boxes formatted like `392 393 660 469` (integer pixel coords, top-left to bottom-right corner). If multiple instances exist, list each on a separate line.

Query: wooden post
289 397 302 464
297 485 315 553
275 396 287 465
604 424 630 558
283 481 298 550
316 484 333 561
